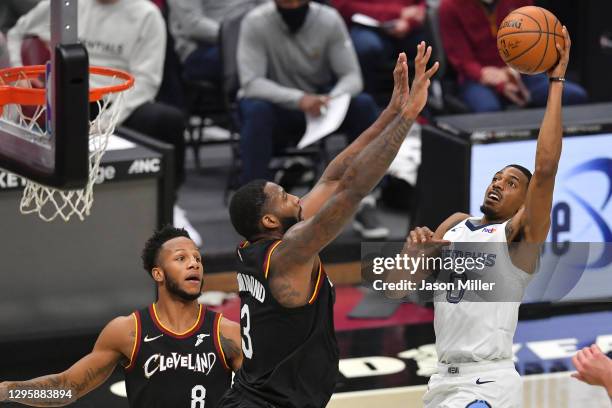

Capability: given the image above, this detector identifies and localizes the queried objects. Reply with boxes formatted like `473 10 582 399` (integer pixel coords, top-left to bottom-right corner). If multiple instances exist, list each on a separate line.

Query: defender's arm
0 316 134 406
271 45 439 306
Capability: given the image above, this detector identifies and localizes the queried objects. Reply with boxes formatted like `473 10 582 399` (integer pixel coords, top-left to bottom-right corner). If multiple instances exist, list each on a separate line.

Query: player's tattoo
505 218 514 241
3 359 117 406
269 277 302 307
220 333 241 361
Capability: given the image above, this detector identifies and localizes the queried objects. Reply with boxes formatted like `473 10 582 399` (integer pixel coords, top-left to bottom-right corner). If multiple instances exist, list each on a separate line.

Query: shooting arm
509 29 570 243
0 316 132 406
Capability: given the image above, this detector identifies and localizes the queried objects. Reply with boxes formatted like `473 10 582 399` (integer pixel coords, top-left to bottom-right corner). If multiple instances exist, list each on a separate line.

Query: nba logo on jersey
466 400 491 408
482 227 497 233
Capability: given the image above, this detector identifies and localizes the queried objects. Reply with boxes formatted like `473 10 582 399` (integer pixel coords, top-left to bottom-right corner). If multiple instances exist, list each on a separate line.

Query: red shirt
439 0 532 83
332 0 426 30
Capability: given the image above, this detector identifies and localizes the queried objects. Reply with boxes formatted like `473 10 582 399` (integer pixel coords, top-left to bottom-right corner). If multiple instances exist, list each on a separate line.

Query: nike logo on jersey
195 333 210 347
143 334 164 342
475 378 495 385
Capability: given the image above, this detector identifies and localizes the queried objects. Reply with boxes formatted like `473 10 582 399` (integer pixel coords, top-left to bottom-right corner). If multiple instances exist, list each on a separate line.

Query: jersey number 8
191 385 206 408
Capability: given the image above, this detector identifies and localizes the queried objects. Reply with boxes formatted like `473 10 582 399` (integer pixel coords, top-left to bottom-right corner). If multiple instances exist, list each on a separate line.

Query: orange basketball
497 6 564 75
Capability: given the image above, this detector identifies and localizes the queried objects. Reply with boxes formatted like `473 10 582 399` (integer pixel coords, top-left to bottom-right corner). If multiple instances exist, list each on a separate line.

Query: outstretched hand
387 53 409 114
403 226 449 257
403 42 439 119
571 344 612 390
548 25 571 78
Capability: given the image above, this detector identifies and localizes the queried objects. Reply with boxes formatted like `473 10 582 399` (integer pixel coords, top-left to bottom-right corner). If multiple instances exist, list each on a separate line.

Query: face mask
277 2 310 34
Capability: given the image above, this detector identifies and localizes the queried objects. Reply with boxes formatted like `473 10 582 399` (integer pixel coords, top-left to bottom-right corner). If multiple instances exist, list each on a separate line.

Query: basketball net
0 65 133 221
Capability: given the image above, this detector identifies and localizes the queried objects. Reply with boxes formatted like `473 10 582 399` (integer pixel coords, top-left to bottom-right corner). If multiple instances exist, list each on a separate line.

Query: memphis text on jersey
143 352 217 379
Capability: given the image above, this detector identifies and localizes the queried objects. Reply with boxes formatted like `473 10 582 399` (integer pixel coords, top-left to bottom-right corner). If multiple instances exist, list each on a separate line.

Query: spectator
237 0 389 239
168 0 266 83
332 0 426 89
572 344 612 398
0 0 40 34
8 0 201 244
439 0 588 112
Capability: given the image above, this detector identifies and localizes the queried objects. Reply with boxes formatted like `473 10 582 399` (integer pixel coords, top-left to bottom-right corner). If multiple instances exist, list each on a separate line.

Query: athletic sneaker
353 195 389 239
173 205 203 246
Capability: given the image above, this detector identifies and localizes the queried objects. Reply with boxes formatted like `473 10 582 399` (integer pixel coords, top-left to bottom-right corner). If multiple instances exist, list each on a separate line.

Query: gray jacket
168 0 265 61
237 2 363 110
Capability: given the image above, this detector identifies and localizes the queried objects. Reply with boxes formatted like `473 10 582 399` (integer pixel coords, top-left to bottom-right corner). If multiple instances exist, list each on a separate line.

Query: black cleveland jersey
124 304 232 408
229 239 339 408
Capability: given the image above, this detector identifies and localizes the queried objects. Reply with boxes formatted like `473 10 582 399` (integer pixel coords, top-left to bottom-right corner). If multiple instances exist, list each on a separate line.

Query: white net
0 67 130 222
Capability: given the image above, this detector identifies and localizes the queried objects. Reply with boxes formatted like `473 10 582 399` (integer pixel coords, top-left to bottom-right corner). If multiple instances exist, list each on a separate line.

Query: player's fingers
575 349 590 367
572 354 585 371
590 344 603 355
571 372 585 382
422 45 432 66
409 230 418 244
582 346 594 358
421 227 435 237
415 227 428 243
563 26 571 49
425 61 440 79
415 41 425 68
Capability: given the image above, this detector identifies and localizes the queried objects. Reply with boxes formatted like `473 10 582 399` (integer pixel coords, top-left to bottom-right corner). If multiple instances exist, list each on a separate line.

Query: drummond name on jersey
237 273 266 303
144 352 218 378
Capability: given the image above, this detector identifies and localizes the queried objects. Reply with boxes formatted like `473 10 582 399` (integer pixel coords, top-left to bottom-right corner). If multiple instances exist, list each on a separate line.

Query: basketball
497 6 564 75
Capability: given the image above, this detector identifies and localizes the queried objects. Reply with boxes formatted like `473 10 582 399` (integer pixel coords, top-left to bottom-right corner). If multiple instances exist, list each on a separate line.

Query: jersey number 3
241 304 254 359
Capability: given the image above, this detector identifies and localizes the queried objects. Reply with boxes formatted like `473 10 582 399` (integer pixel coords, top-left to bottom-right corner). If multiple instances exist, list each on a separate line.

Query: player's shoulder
435 212 470 238
100 314 137 344
443 212 471 229
219 316 240 335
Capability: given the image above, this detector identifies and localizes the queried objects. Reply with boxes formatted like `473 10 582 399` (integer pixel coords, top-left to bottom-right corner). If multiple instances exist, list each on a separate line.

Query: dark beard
280 215 299 233
166 274 202 301
480 204 498 219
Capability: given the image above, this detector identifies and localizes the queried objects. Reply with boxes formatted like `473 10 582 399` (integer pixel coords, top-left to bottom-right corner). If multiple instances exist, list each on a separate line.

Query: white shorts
423 360 522 408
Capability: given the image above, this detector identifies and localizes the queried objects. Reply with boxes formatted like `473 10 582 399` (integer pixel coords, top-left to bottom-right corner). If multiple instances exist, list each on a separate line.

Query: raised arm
507 27 570 243
0 316 133 407
274 43 437 276
301 47 412 218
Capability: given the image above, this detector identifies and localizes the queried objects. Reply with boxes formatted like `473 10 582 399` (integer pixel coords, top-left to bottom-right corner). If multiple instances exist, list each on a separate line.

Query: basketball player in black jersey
217 43 439 408
0 226 242 408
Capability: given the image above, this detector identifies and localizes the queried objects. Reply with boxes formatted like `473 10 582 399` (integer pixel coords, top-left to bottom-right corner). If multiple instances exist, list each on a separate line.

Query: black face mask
277 2 310 34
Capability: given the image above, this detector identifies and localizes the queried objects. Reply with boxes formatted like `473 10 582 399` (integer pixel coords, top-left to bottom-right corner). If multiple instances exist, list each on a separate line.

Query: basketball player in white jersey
407 26 572 408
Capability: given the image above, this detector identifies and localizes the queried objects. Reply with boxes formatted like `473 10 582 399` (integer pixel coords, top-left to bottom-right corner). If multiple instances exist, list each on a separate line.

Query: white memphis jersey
434 217 532 364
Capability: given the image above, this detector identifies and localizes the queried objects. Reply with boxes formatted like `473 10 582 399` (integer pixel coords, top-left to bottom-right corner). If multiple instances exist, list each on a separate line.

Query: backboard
0 0 89 189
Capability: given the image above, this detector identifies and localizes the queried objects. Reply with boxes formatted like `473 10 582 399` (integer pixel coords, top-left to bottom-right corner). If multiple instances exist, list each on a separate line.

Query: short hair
141 225 190 275
505 164 532 184
229 179 269 240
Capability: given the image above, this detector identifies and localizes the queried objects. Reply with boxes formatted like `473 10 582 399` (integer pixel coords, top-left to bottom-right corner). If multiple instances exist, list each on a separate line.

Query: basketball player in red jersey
0 226 242 408
220 43 439 408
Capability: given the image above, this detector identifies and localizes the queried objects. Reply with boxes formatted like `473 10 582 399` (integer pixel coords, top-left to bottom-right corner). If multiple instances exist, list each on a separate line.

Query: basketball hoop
0 65 134 221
